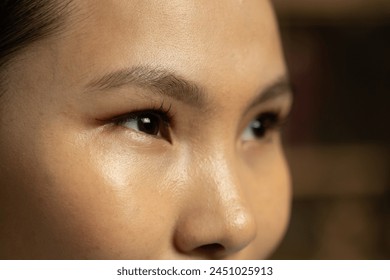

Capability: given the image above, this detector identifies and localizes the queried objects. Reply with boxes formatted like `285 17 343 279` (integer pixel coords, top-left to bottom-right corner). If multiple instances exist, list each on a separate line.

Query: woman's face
0 0 292 259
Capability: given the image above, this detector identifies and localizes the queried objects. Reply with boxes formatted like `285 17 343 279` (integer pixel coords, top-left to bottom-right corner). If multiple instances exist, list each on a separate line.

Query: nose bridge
200 151 246 212
174 146 257 257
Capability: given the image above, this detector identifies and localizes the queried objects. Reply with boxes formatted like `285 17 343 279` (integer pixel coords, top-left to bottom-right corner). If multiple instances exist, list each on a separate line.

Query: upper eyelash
253 110 290 139
270 111 288 129
110 101 174 125
260 110 285 126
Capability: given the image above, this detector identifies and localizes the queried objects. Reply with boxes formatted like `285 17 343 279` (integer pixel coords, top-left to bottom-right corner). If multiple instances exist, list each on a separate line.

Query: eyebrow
86 66 206 107
86 65 291 110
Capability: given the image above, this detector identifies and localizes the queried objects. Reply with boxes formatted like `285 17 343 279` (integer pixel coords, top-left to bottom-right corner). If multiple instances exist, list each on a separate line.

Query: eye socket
113 110 171 140
241 112 281 141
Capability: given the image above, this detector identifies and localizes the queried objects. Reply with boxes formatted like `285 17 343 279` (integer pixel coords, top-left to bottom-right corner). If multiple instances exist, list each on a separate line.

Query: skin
0 0 292 259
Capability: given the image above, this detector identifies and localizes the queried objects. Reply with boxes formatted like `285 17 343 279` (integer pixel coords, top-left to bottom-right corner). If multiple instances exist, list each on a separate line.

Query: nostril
195 243 225 255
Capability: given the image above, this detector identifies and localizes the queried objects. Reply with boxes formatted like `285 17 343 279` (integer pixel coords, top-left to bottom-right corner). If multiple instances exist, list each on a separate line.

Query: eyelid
112 100 173 121
241 90 292 120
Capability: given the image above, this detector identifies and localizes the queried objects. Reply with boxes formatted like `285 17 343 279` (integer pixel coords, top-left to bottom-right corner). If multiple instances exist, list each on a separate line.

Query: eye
241 112 281 141
113 110 171 139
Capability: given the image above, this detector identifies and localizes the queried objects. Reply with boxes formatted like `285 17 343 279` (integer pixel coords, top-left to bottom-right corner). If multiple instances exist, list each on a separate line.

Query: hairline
0 0 75 97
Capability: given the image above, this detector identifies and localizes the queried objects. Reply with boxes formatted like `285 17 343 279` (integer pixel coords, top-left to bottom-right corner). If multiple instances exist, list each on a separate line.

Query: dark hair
0 0 72 71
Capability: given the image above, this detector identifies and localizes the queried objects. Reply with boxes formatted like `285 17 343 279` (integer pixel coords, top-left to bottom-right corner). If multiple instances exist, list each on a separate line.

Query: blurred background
270 0 390 259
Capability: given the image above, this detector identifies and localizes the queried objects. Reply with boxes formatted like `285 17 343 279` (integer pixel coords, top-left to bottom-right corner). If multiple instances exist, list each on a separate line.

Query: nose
173 155 257 259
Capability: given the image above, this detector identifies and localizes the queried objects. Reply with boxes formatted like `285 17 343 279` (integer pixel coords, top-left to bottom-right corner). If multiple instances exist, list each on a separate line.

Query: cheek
0 119 180 258
40 134 181 258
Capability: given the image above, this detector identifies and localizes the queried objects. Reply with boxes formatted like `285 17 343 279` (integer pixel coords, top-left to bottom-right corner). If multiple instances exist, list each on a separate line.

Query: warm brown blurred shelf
272 0 390 24
286 144 389 198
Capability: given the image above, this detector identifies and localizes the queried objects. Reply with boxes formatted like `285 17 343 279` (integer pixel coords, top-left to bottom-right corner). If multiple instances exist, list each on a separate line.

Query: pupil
137 114 159 135
251 113 277 138
251 119 265 137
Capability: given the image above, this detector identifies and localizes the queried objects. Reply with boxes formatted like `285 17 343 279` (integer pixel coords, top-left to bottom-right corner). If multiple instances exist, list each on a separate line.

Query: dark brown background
270 0 390 259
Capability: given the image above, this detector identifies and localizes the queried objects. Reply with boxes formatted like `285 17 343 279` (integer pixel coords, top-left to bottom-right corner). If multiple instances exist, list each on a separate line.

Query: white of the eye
121 118 139 130
241 122 256 141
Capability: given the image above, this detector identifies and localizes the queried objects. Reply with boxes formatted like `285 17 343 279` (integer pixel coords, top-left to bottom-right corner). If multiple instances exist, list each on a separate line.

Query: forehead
42 0 285 97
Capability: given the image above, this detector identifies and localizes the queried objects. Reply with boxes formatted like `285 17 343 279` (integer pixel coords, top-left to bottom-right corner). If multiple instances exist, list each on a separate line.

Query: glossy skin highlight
0 0 292 259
